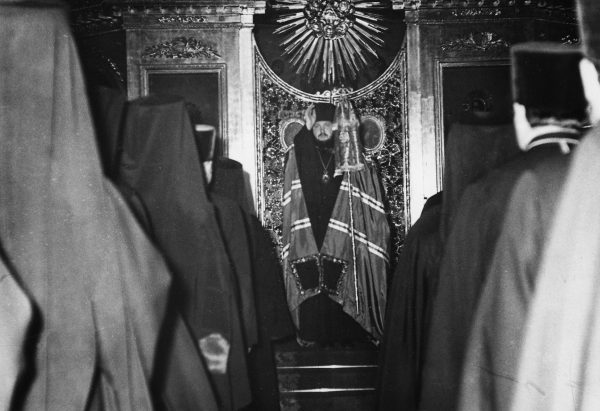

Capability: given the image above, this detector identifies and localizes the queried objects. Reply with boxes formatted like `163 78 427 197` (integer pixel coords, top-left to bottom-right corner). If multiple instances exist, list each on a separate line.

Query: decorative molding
400 50 410 231
125 21 248 29
157 16 207 24
91 47 126 87
440 32 510 53
278 118 304 150
115 2 267 16
142 37 220 59
451 8 503 18
360 114 387 152
392 0 574 10
140 63 228 152
253 45 403 102
561 34 579 44
276 114 387 152
71 9 123 35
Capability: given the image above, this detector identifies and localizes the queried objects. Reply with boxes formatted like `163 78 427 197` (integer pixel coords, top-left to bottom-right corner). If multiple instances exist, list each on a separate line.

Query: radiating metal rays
272 0 386 86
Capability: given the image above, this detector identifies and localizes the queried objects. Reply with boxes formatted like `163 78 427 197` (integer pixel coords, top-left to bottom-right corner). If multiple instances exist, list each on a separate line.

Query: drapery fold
117 95 251 410
0 4 217 409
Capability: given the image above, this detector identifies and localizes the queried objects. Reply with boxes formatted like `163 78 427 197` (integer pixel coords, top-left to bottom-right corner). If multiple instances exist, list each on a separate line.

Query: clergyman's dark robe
212 157 254 215
378 123 517 411
209 193 256 407
117 95 251 410
210 193 258 349
440 123 519 239
87 85 127 178
458 137 579 411
512 127 600 410
377 192 442 411
420 136 575 411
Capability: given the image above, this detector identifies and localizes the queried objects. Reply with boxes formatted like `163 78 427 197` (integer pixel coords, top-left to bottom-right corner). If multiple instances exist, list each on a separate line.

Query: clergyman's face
313 120 333 141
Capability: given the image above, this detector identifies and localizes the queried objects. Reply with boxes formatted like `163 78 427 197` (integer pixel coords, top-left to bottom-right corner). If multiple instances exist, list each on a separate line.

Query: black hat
193 124 216 162
512 42 587 120
577 0 600 63
314 103 336 122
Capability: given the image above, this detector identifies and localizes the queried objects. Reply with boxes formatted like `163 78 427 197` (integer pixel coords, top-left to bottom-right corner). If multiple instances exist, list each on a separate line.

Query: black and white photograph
0 0 596 410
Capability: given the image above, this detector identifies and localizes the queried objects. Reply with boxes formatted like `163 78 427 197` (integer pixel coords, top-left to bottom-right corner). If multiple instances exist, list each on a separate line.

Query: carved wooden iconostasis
70 0 577 266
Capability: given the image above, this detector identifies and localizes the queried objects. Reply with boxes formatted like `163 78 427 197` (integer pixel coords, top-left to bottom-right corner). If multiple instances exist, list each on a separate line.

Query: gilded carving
71 8 123 35
451 8 502 18
120 3 266 16
271 0 387 86
561 34 580 44
393 0 529 9
157 16 207 24
142 37 220 59
440 32 510 53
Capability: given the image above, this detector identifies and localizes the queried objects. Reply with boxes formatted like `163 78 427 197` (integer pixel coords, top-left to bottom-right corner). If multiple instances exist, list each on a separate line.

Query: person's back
454 42 588 411
511 2 600 408
421 138 578 410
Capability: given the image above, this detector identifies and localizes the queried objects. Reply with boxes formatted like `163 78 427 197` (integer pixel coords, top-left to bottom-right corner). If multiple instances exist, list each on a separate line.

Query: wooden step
278 364 378 392
274 339 379 411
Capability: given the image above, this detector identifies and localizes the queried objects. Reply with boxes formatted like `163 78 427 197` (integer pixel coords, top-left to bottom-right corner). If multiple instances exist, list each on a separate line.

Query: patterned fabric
282 145 390 340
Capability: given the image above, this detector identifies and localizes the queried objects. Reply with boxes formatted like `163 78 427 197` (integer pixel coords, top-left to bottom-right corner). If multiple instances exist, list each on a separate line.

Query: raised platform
275 339 379 411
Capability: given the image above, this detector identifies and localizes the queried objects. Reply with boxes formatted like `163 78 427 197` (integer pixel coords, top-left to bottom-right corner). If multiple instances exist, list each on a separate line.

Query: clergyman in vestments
281 101 390 346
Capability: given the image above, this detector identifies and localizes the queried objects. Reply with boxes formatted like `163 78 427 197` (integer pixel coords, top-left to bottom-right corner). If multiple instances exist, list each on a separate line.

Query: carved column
121 1 265 209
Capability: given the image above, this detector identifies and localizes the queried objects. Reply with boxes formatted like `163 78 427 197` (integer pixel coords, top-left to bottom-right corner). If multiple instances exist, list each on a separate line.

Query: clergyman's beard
317 132 331 141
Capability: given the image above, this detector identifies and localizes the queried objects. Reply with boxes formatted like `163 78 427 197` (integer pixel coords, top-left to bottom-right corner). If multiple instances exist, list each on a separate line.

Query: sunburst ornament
272 0 387 86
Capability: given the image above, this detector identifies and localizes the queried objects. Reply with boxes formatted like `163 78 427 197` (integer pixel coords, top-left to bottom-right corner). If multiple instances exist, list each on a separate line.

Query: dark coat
377 193 443 411
87 85 127 178
440 123 519 240
211 158 294 410
511 127 600 409
457 140 577 411
117 95 251 410
419 142 572 411
211 193 258 348
209 194 254 410
245 215 295 411
378 123 518 411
